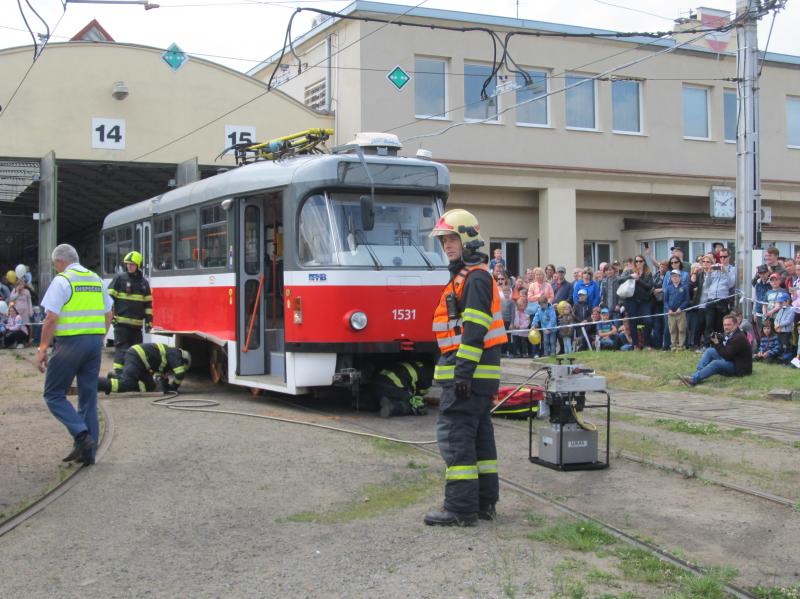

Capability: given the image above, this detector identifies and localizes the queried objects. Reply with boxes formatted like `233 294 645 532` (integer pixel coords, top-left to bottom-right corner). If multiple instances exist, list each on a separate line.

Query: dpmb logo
308 273 327 282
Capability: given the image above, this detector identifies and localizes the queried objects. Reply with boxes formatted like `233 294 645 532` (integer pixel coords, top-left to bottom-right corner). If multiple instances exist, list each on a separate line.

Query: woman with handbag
617 254 654 350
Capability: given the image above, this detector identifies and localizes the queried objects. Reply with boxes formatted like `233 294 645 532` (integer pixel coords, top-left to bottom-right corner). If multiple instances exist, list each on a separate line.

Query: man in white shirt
37 244 112 465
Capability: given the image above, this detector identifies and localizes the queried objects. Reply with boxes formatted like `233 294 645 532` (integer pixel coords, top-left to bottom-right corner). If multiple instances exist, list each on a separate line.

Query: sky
1 0 798 74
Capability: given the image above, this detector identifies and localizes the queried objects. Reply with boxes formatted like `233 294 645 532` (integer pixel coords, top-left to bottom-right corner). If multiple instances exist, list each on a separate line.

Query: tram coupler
333 367 363 411
529 359 610 471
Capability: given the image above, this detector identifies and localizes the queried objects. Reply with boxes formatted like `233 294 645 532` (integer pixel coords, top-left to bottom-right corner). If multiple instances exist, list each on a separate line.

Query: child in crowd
558 302 575 354
736 311 757 353
664 269 689 351
0 300 7 345
531 295 558 356
511 296 531 358
773 294 795 362
3 305 28 348
594 308 618 350
618 320 634 351
573 288 592 351
754 320 782 363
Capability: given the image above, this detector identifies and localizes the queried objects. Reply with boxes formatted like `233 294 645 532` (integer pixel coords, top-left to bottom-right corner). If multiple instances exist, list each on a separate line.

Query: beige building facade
250 1 800 275
0 40 332 277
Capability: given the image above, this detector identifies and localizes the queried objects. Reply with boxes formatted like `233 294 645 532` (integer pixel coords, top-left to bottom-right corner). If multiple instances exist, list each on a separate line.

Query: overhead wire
16 0 38 61
24 0 51 53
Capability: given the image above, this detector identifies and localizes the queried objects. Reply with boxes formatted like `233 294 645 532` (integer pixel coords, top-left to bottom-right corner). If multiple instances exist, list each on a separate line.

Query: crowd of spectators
491 244 800 367
0 266 42 349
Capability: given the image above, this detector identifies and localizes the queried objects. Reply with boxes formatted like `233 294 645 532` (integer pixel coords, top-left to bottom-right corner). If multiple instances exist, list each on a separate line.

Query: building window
515 70 548 126
724 89 737 142
303 79 327 111
566 74 596 130
612 79 641 133
489 239 523 278
415 57 447 118
787 96 800 148
464 62 497 121
175 210 198 270
683 85 709 139
583 242 612 270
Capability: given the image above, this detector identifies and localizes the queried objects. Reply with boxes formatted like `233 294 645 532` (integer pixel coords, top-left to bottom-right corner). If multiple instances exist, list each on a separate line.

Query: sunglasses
634 259 644 263
670 260 680 264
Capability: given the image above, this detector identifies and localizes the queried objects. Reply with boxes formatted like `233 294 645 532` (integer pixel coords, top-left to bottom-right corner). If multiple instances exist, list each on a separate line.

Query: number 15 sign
92 118 126 150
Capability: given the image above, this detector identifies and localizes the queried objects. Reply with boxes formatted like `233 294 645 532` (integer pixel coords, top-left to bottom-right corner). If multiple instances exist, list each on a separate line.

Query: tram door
135 222 152 278
238 197 266 376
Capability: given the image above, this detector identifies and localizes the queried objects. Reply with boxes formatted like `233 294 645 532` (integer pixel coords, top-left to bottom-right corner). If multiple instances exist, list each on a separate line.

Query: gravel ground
2 348 800 597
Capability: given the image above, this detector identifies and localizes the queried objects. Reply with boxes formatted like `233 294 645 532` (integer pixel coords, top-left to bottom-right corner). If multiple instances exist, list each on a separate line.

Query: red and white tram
101 134 450 395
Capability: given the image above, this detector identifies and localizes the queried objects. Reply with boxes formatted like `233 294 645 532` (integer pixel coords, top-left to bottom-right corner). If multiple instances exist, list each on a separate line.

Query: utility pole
735 0 761 320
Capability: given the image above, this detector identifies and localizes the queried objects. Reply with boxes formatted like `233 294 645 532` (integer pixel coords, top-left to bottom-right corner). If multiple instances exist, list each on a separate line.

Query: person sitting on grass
679 314 752 387
618 320 634 351
3 305 28 348
594 308 618 350
754 320 782 363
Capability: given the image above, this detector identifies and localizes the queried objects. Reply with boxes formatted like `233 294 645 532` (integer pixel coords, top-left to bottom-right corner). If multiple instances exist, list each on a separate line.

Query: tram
101 133 450 396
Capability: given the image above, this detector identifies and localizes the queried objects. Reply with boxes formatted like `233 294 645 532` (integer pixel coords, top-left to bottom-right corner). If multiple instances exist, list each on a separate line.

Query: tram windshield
299 192 447 268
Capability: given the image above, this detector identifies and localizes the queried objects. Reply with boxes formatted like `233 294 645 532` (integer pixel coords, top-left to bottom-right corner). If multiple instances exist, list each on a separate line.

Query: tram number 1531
392 308 416 321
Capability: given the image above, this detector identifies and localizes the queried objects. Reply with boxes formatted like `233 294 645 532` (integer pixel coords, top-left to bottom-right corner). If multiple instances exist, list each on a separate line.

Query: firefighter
424 209 507 527
373 360 433 418
98 343 190 394
108 251 152 373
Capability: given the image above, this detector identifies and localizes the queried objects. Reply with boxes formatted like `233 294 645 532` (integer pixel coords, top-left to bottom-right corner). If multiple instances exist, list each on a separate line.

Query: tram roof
102 153 450 230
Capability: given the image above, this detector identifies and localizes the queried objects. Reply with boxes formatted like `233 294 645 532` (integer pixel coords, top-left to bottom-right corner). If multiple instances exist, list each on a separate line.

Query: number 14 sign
92 118 126 150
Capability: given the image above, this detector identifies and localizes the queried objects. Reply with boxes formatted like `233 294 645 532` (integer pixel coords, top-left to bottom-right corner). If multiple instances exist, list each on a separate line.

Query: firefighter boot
478 503 496 521
423 507 478 527
97 375 112 396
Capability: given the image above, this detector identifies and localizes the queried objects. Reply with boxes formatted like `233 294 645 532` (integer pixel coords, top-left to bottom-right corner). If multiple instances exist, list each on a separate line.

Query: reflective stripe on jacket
109 270 153 328
54 268 107 336
432 263 507 391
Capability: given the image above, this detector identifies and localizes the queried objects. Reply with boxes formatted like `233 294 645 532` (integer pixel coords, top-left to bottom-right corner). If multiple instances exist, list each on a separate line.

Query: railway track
0 400 114 538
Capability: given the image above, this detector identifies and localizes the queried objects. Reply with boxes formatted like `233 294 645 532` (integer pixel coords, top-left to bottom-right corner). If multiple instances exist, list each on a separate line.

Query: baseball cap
577 289 588 295
556 266 567 273
600 308 609 314
769 273 781 280
670 269 681 276
778 292 790 302
756 265 769 274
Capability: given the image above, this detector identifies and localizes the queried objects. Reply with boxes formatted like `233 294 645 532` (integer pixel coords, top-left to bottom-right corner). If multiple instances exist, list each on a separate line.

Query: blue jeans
44 335 103 456
561 336 573 354
692 347 736 384
542 331 557 356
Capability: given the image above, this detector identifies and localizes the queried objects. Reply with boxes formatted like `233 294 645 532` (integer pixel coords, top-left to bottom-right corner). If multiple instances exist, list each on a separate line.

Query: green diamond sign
162 43 188 71
387 65 411 91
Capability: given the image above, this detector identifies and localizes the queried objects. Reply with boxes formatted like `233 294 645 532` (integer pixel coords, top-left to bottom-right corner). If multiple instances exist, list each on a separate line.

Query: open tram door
236 192 285 378
134 221 152 278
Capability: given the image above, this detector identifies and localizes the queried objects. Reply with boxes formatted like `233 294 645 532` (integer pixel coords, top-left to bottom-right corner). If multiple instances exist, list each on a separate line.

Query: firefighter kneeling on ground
98 343 190 395
373 360 433 418
424 208 507 527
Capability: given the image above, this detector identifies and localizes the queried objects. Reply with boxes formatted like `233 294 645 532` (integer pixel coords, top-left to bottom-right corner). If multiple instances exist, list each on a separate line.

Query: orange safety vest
432 264 508 354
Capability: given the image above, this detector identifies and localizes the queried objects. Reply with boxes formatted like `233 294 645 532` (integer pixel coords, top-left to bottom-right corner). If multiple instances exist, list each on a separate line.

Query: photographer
680 314 752 386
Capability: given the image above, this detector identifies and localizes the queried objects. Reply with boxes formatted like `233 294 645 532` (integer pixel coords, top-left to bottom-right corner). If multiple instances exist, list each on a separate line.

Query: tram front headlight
348 310 368 331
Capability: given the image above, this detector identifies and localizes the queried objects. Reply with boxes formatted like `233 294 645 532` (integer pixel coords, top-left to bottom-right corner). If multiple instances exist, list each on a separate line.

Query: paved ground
2 351 800 597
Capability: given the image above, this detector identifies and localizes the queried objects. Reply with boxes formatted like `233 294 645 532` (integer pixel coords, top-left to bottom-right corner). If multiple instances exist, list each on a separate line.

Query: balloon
14 264 26 280
528 329 541 346
5 270 16 284
0 301 7 315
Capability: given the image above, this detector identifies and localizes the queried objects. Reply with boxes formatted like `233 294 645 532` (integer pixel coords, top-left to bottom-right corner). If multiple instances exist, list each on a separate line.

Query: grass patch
654 419 724 436
752 584 800 599
525 512 546 527
285 471 437 524
542 350 800 396
370 437 417 456
615 548 685 584
528 519 617 552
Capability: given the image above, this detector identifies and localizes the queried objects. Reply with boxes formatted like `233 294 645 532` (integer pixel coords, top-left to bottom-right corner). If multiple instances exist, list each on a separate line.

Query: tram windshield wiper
408 235 435 270
354 229 383 270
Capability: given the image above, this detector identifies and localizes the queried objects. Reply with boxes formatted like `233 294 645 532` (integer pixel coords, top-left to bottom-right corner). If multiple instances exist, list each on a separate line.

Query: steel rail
0 400 114 538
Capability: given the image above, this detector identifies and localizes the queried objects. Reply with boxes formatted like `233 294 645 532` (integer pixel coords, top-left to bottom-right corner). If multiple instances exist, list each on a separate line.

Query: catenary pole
735 0 761 320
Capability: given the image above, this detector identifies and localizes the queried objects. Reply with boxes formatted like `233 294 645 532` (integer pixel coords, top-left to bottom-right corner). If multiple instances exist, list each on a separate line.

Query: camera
711 264 722 270
710 331 723 343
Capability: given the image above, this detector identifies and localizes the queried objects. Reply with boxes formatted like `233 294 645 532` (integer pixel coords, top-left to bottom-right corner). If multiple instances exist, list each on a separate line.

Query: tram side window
103 230 117 275
154 215 174 271
117 226 133 267
175 210 198 270
200 205 227 268
298 194 337 266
